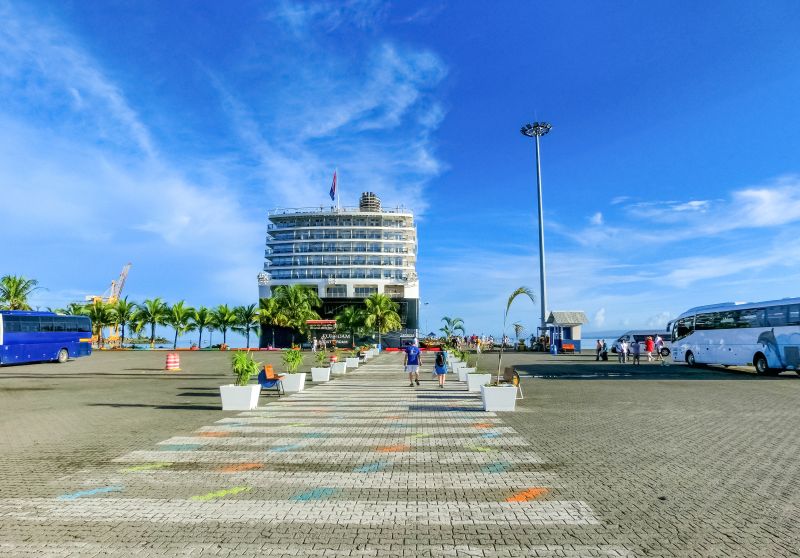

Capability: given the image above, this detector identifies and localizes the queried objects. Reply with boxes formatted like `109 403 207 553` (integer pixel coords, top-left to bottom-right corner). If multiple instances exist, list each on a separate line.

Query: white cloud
212 40 447 214
268 0 386 34
592 307 606 327
0 2 155 158
589 212 604 226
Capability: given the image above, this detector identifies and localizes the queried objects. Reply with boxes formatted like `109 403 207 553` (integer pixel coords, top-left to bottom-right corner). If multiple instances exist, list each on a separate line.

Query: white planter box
458 366 475 382
219 384 260 411
345 357 359 369
310 367 331 382
467 373 493 393
481 384 517 411
281 373 306 393
331 362 347 375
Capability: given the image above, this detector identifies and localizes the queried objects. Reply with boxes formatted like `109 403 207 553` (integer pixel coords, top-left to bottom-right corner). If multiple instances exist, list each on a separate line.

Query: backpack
435 352 445 367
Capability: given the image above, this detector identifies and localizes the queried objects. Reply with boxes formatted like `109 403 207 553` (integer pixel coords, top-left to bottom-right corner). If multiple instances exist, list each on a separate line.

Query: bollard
165 352 181 371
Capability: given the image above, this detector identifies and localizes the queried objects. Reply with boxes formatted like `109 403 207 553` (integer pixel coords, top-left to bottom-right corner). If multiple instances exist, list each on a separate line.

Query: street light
520 121 552 342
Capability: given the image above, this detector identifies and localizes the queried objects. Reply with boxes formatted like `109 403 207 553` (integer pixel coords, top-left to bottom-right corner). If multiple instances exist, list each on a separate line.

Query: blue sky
2 0 800 343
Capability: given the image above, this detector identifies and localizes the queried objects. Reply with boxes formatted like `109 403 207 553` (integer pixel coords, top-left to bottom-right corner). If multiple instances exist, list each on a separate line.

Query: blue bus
0 311 92 366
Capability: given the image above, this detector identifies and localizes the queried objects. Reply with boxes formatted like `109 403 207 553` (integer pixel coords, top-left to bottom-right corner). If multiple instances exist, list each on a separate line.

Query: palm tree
166 301 197 349
258 297 289 347
113 297 136 346
233 303 259 349
0 275 41 310
497 287 536 380
193 306 213 348
440 316 465 338
65 302 87 316
211 304 237 346
363 293 402 347
271 285 321 345
134 297 169 347
513 323 525 346
85 300 116 348
336 305 365 347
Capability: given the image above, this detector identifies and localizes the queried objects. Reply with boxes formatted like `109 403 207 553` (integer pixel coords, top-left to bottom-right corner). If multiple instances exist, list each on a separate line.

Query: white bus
670 298 800 375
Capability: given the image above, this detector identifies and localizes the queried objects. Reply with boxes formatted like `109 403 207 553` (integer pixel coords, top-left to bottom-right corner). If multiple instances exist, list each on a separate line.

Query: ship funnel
359 192 382 212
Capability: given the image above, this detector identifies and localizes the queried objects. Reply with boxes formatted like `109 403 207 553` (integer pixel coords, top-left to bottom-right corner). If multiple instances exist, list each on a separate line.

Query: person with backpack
434 349 448 388
404 341 422 387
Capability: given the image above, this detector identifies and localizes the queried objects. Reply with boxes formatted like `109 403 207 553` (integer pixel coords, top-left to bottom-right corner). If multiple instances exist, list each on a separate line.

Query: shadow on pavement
407 405 482 412
88 402 222 411
515 363 800 380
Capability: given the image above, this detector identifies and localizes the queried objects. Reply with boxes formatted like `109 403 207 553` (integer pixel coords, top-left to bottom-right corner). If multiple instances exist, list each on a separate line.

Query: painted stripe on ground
0 498 600 525
161 436 531 447
114 450 545 465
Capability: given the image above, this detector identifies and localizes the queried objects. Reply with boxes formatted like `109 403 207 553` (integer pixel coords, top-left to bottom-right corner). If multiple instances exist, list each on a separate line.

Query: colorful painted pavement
0 356 631 557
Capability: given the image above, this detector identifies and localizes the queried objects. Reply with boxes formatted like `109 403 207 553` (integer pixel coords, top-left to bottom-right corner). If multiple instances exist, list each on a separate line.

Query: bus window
3 315 20 332
695 313 714 330
736 308 764 329
674 317 693 341
765 305 788 327
789 305 800 326
18 316 40 333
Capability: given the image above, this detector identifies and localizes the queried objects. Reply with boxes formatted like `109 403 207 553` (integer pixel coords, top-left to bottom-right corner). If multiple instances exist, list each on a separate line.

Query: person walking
601 340 608 361
434 349 448 388
645 336 655 362
404 341 422 387
595 339 602 361
655 334 664 361
631 339 641 365
619 339 628 363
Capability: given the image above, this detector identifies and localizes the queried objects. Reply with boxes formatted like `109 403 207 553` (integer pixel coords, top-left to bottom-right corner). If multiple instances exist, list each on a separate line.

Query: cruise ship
258 192 419 347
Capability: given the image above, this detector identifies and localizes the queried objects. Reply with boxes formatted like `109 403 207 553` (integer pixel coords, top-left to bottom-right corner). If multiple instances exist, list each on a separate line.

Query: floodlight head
520 122 552 137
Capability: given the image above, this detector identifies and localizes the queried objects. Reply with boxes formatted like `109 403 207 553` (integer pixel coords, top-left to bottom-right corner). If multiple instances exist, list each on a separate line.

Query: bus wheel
660 348 670 357
57 349 69 363
753 353 772 376
686 351 696 367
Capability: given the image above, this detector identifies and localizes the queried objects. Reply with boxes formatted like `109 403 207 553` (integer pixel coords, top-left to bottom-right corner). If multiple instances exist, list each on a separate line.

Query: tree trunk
198 327 203 348
121 323 126 348
173 329 178 349
223 329 227 345
246 327 250 349
150 322 156 347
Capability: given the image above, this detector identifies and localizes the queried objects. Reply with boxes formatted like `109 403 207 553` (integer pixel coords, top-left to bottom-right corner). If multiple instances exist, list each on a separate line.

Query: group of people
403 340 449 388
596 335 665 364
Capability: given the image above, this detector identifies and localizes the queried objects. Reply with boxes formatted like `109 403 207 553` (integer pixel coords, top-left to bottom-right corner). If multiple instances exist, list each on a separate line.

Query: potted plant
481 286 535 410
480 381 517 411
345 349 360 369
281 348 306 392
310 350 331 383
330 348 347 375
467 371 493 392
219 351 261 410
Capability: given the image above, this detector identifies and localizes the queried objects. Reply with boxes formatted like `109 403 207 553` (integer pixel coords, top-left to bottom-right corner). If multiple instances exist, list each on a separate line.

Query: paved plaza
1 351 799 557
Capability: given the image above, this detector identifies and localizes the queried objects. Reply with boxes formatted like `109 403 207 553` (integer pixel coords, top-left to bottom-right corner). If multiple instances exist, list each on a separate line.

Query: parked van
611 330 671 357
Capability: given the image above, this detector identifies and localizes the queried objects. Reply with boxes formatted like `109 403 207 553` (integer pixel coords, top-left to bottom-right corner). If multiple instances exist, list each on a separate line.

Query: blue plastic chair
258 368 284 397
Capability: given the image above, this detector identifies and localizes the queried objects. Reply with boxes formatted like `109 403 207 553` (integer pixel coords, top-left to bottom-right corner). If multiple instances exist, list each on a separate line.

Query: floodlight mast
520 122 552 342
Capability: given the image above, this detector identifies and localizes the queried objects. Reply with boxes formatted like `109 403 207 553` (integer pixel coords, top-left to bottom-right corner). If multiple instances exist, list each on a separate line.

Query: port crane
85 263 131 347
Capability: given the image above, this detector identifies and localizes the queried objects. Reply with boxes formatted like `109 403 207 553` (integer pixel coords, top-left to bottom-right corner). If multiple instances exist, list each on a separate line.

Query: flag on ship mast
329 169 337 202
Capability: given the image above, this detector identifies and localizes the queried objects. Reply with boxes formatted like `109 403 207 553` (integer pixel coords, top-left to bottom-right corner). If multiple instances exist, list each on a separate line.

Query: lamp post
520 121 552 341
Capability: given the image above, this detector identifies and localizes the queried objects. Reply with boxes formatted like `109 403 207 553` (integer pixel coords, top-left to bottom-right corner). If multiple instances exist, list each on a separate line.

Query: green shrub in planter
314 350 328 366
231 351 260 386
283 348 304 374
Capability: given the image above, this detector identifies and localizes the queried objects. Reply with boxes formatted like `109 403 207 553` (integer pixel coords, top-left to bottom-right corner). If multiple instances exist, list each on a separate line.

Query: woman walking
434 349 448 388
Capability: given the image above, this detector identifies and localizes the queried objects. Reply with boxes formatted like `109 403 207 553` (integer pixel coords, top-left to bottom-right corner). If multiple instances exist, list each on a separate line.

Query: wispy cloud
0 2 155 158
212 23 448 213
268 0 387 35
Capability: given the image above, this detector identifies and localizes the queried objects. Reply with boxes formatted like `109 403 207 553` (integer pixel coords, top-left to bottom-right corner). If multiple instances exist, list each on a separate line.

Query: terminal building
258 192 419 347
